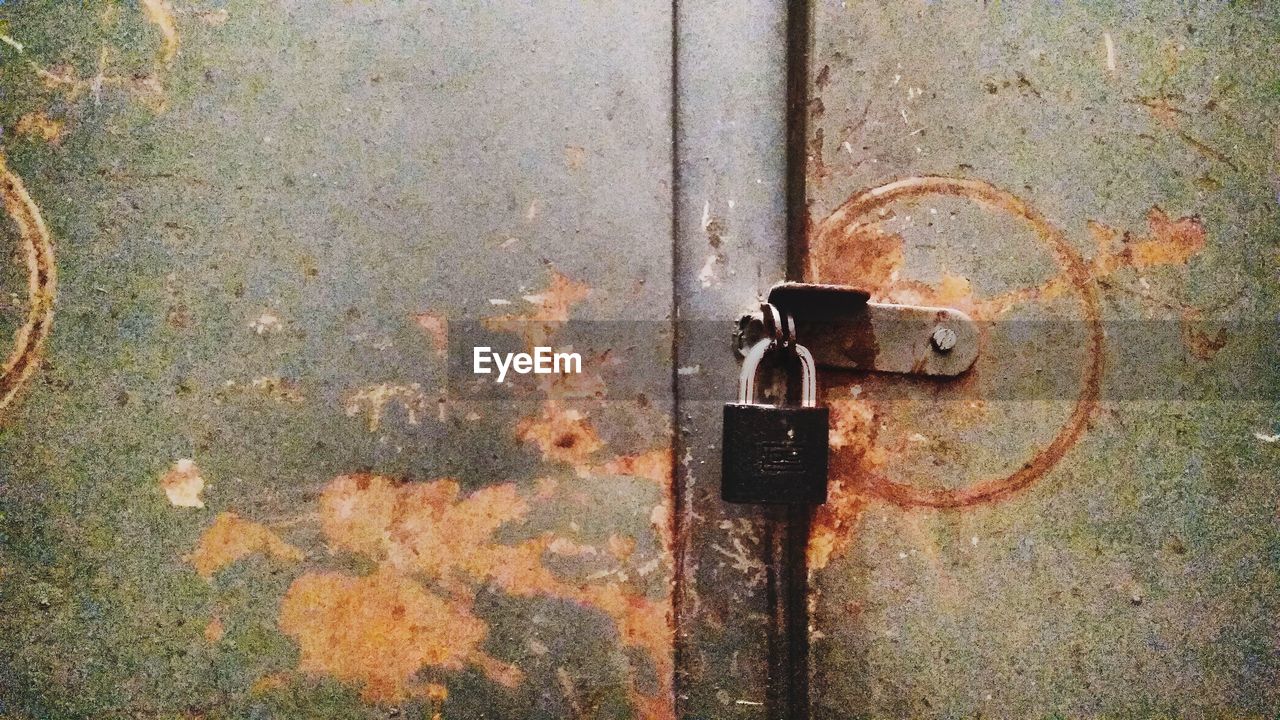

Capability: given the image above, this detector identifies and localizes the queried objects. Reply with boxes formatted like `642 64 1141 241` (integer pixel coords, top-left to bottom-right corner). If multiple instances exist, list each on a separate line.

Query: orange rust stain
203 615 225 643
194 268 673 715
13 112 65 144
140 0 178 63
0 153 57 418
808 217 904 294
484 271 590 347
187 512 304 579
300 473 672 717
1088 207 1206 272
413 311 448 357
517 400 604 466
320 474 528 581
1127 207 1206 268
514 270 592 322
809 396 883 570
279 568 516 702
808 178 1209 555
608 534 638 561
590 448 672 488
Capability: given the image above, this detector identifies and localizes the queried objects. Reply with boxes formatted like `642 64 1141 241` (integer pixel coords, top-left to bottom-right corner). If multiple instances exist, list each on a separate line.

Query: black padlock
722 337 829 504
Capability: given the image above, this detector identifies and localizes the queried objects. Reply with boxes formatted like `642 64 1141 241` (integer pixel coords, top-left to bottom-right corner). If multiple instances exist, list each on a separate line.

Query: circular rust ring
0 157 57 416
810 176 1102 508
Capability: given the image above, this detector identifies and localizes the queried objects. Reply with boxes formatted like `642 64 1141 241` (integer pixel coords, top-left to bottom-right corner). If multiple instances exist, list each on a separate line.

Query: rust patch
1122 207 1206 268
203 615 225 643
161 458 206 508
187 512 304 579
0 154 57 418
413 311 448 357
279 568 516 702
13 112 65 144
188 271 674 717
295 473 671 717
1088 207 1206 272
808 176 1103 514
517 400 604 466
809 396 882 571
485 270 591 347
809 215 904 292
591 448 672 488
139 0 179 63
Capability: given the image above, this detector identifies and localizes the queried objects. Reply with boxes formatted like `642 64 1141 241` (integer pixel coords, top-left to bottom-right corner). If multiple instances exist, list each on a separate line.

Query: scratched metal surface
804 2 1280 718
671 0 793 717
0 2 675 718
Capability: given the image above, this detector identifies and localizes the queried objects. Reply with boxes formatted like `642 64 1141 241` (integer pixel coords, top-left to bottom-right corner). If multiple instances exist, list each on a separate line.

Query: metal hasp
735 282 979 377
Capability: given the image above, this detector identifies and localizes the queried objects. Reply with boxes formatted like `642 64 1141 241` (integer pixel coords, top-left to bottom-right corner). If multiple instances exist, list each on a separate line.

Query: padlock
722 337 829 504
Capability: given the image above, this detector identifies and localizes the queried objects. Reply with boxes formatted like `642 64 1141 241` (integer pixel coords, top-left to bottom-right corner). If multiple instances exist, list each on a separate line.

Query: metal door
674 2 1279 719
1 2 677 718
800 4 1279 717
3 1 1278 719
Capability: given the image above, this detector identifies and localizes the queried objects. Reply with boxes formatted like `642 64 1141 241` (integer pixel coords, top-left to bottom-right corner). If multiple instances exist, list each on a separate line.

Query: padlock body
722 403 829 504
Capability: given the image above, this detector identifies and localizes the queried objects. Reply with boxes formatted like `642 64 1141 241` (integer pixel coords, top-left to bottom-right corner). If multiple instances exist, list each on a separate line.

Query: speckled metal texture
0 2 675 718
802 3 1280 718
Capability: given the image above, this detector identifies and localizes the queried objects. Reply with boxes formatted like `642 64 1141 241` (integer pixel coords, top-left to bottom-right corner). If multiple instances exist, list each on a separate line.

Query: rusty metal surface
0 2 676 718
735 297 980 377
804 2 1280 718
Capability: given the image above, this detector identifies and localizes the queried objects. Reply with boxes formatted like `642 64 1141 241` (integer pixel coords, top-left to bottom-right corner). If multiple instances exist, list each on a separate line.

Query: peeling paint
161 458 206 508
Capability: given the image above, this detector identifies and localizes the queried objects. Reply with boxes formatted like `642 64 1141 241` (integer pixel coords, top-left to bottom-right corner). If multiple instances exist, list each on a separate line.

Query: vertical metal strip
782 1 815 718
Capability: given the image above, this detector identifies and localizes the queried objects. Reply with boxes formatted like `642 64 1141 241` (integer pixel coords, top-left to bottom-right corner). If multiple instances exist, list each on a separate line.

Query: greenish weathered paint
2 1 676 718
805 3 1280 718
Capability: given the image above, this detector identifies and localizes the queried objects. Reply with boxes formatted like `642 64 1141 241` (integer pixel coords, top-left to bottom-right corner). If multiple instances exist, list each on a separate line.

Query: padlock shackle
738 337 817 407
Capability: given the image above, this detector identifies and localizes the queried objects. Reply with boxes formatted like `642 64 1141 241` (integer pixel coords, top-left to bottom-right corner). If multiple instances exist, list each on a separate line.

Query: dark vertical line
783 506 813 719
764 510 784 713
784 0 813 281
783 0 814 718
667 2 686 720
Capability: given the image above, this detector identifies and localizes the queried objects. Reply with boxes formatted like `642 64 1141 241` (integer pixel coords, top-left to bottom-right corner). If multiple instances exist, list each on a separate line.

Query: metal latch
734 282 978 377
